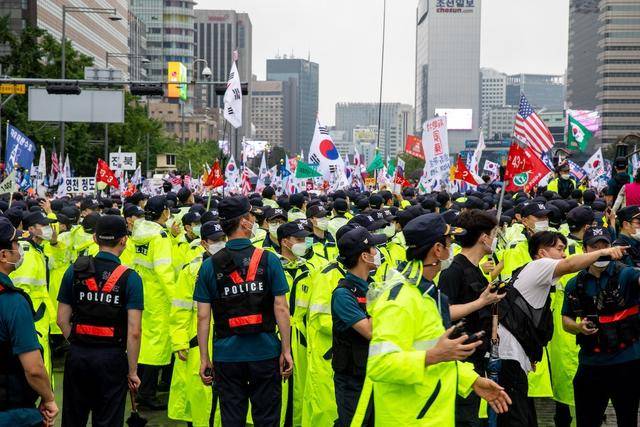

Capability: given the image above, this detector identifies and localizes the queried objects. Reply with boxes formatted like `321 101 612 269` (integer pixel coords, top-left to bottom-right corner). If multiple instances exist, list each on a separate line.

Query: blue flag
5 125 36 172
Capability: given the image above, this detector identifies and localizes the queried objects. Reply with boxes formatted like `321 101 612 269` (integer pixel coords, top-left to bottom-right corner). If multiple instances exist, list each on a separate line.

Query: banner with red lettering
96 159 119 188
405 135 425 160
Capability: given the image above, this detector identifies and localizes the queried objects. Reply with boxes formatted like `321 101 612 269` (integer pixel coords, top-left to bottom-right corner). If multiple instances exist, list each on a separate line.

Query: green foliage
398 153 425 180
173 139 221 174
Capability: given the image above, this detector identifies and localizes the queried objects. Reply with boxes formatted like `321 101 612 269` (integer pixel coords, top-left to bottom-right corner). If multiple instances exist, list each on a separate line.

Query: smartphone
204 367 213 377
449 320 466 340
463 331 485 345
586 315 599 328
490 280 507 294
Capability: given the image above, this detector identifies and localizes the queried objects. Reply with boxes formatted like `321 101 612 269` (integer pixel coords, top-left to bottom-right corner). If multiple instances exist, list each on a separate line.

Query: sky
197 0 569 125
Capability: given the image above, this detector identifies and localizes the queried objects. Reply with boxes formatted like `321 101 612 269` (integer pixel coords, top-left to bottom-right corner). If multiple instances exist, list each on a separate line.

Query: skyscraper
267 57 319 154
132 0 195 82
566 0 601 110
505 74 565 110
334 103 414 159
193 10 252 140
598 0 640 144
0 0 37 57
415 0 481 153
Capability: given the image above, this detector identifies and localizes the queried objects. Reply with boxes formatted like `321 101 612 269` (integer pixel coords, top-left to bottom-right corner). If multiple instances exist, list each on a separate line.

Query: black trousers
333 372 373 427
573 359 640 427
137 364 160 400
61 345 128 427
214 357 282 427
497 360 537 427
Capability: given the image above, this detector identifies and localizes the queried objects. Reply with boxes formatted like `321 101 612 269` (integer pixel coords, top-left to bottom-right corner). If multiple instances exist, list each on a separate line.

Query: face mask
490 236 498 253
191 225 201 238
6 245 24 269
40 225 53 241
593 260 610 268
244 220 258 239
207 241 226 255
366 249 382 268
632 229 640 241
291 242 309 258
440 246 454 270
533 220 549 233
382 224 396 239
268 223 280 240
561 174 571 180
315 217 329 231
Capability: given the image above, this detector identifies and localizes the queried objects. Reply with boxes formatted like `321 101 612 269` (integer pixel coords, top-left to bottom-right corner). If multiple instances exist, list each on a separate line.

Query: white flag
131 163 142 186
0 171 16 195
469 130 485 180
583 148 606 190
225 155 240 192
308 118 344 179
255 153 268 193
35 147 47 196
223 61 242 128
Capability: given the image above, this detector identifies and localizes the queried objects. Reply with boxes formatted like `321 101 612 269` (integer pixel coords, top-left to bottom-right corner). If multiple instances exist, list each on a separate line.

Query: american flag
241 166 252 195
514 94 555 155
51 152 59 175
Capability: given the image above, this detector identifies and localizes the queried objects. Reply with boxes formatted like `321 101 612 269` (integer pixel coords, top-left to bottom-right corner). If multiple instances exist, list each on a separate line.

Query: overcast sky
197 0 569 125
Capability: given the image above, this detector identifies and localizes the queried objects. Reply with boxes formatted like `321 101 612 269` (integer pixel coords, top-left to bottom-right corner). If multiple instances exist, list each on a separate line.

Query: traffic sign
0 84 25 95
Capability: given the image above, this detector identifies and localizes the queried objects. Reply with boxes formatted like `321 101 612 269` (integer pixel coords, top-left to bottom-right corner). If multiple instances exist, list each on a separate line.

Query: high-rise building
132 0 195 82
128 11 147 81
566 0 601 110
505 74 565 110
36 0 129 71
193 10 252 142
415 0 481 153
0 0 37 57
597 0 640 144
485 107 518 140
334 102 414 159
481 68 507 116
251 79 285 148
267 57 319 154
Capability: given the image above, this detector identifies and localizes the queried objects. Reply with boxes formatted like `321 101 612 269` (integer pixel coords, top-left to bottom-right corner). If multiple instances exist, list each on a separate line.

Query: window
604 32 640 38
166 154 176 165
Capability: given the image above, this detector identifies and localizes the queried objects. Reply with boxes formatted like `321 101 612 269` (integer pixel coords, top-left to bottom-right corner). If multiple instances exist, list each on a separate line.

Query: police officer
562 226 640 427
548 162 577 199
366 213 511 425
56 215 143 426
260 207 287 252
0 217 58 427
613 206 640 266
195 196 292 427
331 226 383 426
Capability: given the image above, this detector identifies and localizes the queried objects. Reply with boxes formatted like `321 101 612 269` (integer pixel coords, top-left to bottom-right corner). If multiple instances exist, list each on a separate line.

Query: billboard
167 61 187 101
434 108 473 130
28 88 124 123
353 128 376 143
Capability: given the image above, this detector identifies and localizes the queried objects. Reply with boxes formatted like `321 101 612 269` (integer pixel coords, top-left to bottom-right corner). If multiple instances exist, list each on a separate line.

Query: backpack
497 266 554 362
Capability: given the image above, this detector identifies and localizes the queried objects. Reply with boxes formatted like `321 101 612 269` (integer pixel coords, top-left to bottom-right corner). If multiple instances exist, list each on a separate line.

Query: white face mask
291 242 309 258
40 225 54 241
315 217 329 231
533 220 549 233
6 245 24 269
382 224 396 239
207 241 226 255
244 219 258 239
490 236 498 253
632 228 640 241
561 174 571 180
593 260 610 268
440 246 454 270
366 249 382 268
268 223 280 240
191 225 201 238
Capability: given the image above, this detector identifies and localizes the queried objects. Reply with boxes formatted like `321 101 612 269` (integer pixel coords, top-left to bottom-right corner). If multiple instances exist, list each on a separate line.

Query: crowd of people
0 156 639 427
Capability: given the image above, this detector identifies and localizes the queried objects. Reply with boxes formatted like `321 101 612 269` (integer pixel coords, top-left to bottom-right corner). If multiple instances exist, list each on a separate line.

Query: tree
173 139 221 174
398 153 425 180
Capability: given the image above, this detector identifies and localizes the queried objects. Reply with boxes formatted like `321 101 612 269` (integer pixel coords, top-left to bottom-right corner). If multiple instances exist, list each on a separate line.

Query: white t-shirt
498 257 560 372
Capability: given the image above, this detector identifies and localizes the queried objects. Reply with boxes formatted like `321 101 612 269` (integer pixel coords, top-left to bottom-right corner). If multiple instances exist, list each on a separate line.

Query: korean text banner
5 124 36 172
167 61 187 101
421 116 450 181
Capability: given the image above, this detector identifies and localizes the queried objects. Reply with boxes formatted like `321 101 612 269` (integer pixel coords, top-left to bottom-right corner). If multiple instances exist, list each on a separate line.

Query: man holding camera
562 226 640 427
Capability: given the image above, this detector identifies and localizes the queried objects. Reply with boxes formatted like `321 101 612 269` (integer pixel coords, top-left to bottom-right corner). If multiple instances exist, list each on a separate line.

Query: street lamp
59 5 121 159
185 59 212 144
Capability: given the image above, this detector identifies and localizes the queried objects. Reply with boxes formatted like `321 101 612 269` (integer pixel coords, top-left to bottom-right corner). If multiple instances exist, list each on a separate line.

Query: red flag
96 159 119 188
205 160 224 188
454 156 481 186
404 135 425 160
393 175 412 187
505 143 551 192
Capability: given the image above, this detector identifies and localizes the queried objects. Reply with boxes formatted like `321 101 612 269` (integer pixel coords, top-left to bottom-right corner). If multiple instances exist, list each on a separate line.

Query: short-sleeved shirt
58 251 144 310
562 263 640 366
439 254 491 362
498 257 560 372
331 272 369 333
0 273 43 426
194 238 289 362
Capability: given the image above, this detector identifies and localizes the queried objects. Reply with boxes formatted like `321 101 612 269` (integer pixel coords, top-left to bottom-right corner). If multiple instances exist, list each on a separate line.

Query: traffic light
46 83 81 95
130 83 164 97
213 82 248 96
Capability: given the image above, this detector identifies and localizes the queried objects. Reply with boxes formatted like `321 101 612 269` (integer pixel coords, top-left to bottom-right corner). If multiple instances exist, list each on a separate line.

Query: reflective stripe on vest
356 297 367 304
599 305 639 324
74 324 115 337
229 313 263 328
229 248 264 285
83 264 128 293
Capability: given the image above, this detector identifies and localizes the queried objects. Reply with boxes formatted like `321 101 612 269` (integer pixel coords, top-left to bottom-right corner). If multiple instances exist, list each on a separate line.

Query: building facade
251 79 285 148
0 0 37 57
128 11 147 81
267 57 319 155
481 68 507 116
597 0 640 144
132 0 195 84
149 101 218 142
505 73 566 110
566 0 601 110
335 102 414 159
37 0 129 71
485 107 518 140
415 0 481 153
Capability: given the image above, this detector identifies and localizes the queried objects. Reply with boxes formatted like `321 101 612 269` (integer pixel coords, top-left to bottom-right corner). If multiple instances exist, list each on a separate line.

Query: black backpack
498 266 554 362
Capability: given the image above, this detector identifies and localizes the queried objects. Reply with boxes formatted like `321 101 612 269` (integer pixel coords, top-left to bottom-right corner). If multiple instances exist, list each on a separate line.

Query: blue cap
0 217 18 245
404 213 466 249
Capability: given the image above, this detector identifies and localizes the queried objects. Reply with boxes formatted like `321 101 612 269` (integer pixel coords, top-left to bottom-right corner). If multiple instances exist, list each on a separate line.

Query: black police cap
277 219 313 241
96 215 128 241
404 213 466 249
22 211 57 229
201 221 225 241
218 196 251 221
337 226 386 260
0 217 18 245
583 226 611 247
